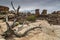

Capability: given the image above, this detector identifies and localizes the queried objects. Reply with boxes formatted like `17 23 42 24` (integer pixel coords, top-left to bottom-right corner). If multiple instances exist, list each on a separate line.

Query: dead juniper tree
1 1 42 40
1 1 22 40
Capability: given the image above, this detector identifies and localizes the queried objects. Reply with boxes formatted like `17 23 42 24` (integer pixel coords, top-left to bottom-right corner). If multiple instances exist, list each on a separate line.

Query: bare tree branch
17 6 20 13
11 1 16 11
5 15 10 27
14 26 42 37
11 18 17 28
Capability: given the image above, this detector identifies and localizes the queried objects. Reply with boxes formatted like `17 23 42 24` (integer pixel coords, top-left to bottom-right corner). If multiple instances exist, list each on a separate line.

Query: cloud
0 0 60 13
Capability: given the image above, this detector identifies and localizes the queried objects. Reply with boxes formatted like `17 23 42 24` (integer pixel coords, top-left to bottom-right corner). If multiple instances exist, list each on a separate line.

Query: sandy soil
0 20 60 40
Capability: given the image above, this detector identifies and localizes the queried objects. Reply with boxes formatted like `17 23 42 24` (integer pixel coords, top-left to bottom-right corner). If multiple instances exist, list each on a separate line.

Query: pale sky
0 0 60 13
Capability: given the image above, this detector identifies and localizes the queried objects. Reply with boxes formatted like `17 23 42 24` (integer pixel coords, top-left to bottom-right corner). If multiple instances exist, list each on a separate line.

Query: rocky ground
0 20 60 40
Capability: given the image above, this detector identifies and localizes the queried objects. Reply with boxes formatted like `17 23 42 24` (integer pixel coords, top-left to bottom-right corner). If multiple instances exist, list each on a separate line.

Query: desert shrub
26 15 36 22
15 22 20 26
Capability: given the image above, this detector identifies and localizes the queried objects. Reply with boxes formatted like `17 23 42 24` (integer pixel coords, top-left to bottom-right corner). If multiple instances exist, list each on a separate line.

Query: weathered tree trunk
4 29 15 40
1 1 42 40
2 1 21 40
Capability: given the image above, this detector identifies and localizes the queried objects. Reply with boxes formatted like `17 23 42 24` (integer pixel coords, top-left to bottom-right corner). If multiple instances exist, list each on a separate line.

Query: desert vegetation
26 15 36 22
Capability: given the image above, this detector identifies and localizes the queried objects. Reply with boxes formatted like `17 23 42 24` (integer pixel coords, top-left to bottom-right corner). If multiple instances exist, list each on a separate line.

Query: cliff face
34 9 60 25
37 13 60 25
0 6 9 12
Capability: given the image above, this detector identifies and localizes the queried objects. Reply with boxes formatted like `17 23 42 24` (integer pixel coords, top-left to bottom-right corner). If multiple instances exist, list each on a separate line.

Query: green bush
26 15 36 21
15 22 20 26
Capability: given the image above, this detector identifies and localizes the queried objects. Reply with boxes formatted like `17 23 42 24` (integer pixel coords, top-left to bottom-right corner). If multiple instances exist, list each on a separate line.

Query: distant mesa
0 5 9 12
35 9 40 17
41 9 47 15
